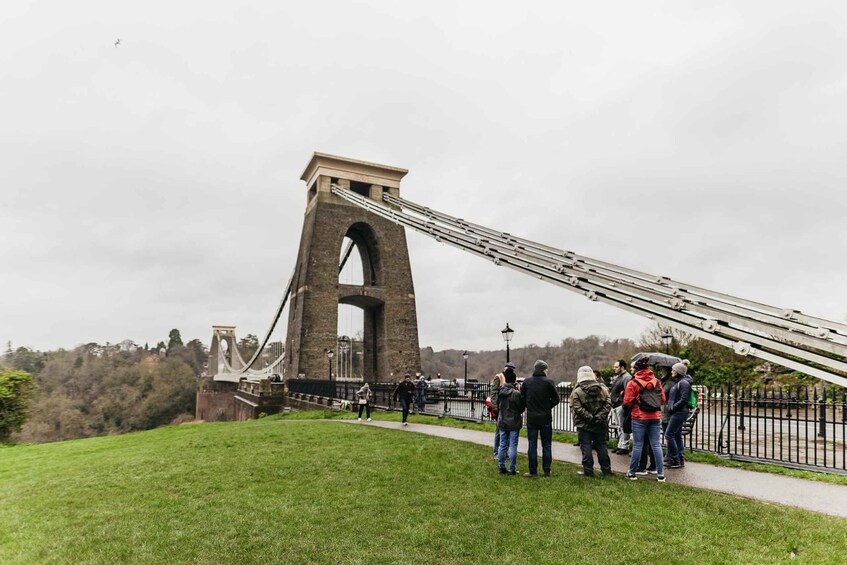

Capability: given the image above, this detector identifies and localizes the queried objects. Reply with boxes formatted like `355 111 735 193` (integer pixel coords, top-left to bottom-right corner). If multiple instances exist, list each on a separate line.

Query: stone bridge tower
284 153 421 381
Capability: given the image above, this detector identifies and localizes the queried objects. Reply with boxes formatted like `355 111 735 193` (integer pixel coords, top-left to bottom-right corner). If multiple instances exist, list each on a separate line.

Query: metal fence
287 379 847 473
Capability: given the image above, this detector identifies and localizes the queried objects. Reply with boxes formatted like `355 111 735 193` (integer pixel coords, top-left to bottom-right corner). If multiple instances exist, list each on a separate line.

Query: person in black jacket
519 360 560 477
665 362 693 468
610 359 633 455
496 369 524 475
392 374 416 426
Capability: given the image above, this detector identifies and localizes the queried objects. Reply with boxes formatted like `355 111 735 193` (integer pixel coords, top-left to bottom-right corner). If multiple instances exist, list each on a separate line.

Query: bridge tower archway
284 153 421 381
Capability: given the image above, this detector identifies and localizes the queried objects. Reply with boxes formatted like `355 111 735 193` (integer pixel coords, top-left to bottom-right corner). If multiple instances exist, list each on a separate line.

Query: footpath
351 420 847 519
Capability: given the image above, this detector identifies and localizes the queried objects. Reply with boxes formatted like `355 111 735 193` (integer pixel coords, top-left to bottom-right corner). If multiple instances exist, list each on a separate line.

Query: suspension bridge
192 152 847 471
205 152 847 389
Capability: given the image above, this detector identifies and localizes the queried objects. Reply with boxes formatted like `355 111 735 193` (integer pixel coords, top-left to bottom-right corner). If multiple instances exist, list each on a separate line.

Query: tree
237 334 260 361
167 329 183 353
0 369 35 442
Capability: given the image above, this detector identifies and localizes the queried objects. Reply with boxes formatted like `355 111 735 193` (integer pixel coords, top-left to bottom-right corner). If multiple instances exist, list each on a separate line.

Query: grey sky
2 1 846 355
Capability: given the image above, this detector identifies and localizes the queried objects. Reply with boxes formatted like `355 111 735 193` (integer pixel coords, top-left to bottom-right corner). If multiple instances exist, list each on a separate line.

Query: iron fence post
737 389 746 431
818 391 826 438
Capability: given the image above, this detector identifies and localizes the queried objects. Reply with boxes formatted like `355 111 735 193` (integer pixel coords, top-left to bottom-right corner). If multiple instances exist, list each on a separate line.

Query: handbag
358 397 368 405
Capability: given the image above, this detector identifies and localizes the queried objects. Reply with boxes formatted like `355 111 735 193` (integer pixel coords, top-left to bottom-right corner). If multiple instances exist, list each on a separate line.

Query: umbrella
630 352 682 368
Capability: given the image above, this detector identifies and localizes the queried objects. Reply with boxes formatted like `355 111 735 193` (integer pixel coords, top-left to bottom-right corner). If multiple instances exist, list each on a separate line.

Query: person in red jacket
623 356 667 482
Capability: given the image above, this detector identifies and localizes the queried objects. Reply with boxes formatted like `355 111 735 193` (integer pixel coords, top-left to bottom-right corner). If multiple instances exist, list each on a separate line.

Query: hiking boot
657 475 666 482
523 472 537 478
626 473 637 480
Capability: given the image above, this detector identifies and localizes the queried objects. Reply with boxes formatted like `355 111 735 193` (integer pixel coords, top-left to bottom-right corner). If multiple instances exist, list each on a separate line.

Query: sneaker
402 422 408 426
508 470 517 475
635 470 649 476
577 471 594 477
367 418 372 422
499 467 507 475
667 461 683 469
657 475 666 482
523 472 537 478
626 473 637 480
357 418 362 421
616 449 630 456
647 468 657 475
543 472 551 477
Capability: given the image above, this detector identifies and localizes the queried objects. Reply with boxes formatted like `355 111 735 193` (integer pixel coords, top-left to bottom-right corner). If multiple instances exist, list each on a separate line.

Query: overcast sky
2 1 846 356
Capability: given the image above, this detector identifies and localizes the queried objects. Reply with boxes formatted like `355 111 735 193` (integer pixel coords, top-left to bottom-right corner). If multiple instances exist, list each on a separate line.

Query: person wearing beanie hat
665 362 693 468
392 373 416 426
570 366 613 477
519 360 559 477
623 356 667 482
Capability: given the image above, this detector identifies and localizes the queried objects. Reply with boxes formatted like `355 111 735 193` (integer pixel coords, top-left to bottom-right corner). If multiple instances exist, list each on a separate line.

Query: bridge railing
287 378 846 473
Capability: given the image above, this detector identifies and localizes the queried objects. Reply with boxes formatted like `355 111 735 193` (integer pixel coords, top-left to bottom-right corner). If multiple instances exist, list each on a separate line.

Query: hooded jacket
623 369 666 421
519 369 560 426
610 370 632 408
570 380 612 431
356 384 372 403
496 382 524 431
667 374 693 414
393 379 415 403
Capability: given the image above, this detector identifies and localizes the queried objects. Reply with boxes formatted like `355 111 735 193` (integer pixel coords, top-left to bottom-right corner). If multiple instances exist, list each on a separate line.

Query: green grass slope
1 417 846 564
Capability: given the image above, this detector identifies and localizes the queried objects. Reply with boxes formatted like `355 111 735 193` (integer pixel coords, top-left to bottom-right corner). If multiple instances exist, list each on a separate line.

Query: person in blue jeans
520 360 560 477
623 356 667 481
496 369 524 475
665 362 692 468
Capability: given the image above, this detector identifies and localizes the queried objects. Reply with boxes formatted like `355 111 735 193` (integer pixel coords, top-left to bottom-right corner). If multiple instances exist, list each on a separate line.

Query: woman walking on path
356 382 372 421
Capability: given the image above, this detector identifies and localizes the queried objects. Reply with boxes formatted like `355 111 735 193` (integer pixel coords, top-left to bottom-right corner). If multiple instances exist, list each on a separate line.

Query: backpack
688 386 698 409
635 379 662 412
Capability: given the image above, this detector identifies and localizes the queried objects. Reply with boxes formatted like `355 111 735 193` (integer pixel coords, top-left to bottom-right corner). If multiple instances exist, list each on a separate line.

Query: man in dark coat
519 360 560 477
392 374 416 426
609 359 633 454
571 366 613 477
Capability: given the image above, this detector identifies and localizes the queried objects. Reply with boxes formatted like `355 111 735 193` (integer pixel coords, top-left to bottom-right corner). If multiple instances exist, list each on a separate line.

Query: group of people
487 355 694 481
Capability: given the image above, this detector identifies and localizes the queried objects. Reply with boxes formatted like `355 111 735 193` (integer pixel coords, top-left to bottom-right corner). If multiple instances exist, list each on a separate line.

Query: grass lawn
2 417 846 564
286 408 847 486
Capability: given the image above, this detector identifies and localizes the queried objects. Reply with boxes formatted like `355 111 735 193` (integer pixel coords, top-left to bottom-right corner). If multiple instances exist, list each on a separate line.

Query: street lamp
661 331 673 355
326 349 334 380
501 323 514 363
463 351 472 412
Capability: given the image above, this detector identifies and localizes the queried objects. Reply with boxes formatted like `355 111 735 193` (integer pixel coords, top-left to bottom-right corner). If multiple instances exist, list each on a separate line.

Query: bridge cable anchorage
327 184 847 387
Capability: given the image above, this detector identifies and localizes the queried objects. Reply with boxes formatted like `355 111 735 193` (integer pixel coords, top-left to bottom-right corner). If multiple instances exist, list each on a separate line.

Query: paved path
347 420 847 518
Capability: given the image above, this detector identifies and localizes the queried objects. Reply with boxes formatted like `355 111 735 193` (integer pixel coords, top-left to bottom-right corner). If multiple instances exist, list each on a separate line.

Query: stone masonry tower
284 153 421 381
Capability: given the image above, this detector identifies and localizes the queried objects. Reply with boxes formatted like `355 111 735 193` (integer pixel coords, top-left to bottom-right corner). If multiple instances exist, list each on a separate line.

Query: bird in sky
114 38 121 48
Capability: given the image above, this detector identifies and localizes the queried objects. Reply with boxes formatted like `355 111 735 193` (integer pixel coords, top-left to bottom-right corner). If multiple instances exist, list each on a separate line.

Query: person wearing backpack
623 356 667 481
665 362 693 468
570 366 613 477
496 368 524 475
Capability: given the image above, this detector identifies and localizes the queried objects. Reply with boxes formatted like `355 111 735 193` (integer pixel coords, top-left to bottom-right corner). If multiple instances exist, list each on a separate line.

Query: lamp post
661 331 673 355
326 348 334 381
501 323 514 363
338 336 350 398
464 351 473 413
